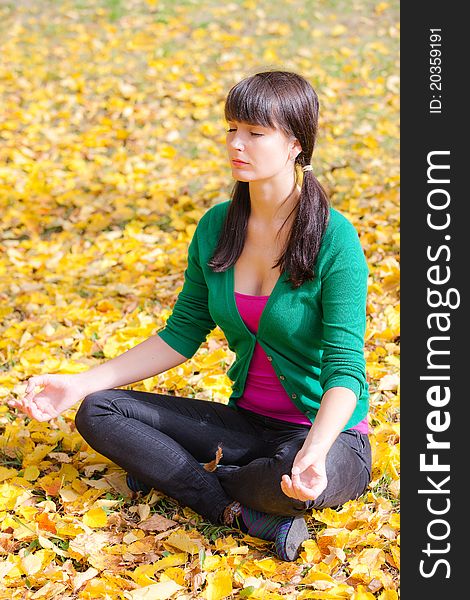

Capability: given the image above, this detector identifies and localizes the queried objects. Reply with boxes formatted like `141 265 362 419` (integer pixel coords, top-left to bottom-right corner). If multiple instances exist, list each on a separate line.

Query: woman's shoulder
326 206 360 237
197 199 230 231
322 205 365 250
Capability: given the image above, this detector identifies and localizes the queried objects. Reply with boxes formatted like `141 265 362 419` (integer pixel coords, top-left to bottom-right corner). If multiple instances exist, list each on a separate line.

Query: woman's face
225 119 300 182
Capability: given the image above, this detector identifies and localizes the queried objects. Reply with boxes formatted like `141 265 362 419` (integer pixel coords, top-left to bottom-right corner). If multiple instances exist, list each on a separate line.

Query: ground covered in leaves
0 0 399 598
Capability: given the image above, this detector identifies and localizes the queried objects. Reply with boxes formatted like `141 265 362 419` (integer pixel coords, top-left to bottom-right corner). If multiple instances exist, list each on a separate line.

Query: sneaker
241 506 309 561
274 515 309 561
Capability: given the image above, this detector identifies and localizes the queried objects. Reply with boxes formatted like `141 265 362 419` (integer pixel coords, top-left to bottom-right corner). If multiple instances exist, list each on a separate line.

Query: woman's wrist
74 371 105 398
302 433 332 457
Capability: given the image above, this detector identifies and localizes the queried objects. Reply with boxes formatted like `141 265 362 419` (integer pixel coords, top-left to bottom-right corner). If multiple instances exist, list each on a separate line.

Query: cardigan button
267 356 273 361
291 393 297 399
279 375 285 380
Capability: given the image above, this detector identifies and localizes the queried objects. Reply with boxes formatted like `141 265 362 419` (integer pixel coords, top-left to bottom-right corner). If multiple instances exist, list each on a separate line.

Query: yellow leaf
331 24 347 36
23 465 40 481
390 544 400 569
378 591 399 600
316 528 351 555
375 2 390 14
128 580 183 600
152 553 188 571
301 570 335 585
353 585 377 600
253 558 277 575
83 507 108 528
23 444 56 467
161 566 186 586
164 530 202 554
58 463 79 483
203 555 224 571
160 145 177 159
0 466 17 483
300 539 323 563
129 564 159 587
349 548 387 583
204 568 233 600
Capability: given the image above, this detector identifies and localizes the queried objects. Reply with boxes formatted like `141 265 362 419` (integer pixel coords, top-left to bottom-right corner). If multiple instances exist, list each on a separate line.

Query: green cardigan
157 200 369 430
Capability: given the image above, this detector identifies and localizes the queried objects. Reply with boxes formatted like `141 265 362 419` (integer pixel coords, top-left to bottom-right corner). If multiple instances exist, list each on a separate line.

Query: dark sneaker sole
276 516 309 561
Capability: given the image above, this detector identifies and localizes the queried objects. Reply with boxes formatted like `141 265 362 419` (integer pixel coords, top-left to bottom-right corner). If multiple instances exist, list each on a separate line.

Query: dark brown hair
208 70 330 289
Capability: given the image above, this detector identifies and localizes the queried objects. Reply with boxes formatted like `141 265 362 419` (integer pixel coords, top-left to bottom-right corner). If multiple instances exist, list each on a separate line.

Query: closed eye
226 129 263 136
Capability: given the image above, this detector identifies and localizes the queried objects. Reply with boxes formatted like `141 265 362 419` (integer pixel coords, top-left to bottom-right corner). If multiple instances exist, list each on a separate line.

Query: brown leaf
203 444 223 472
138 514 177 532
0 533 18 554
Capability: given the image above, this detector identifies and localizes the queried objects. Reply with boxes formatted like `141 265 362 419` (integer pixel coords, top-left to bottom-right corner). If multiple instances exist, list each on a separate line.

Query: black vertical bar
401 3 465 598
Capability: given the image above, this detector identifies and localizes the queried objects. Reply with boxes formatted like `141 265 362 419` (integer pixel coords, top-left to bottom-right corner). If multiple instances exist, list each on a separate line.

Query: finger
23 385 42 400
25 377 39 393
295 479 326 501
283 474 303 501
10 397 28 414
29 400 51 422
281 474 292 489
285 475 314 502
291 471 318 501
25 376 47 395
19 403 32 419
280 479 291 498
281 474 294 496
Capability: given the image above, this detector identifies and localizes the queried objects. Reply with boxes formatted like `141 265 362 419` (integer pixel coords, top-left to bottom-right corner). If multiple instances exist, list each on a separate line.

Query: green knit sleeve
157 216 216 359
319 219 369 401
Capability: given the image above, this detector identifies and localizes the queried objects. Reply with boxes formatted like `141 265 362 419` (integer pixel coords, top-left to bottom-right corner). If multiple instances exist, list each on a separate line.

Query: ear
290 138 302 159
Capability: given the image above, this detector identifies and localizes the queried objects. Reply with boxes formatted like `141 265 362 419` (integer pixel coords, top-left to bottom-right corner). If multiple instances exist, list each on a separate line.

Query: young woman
12 71 371 562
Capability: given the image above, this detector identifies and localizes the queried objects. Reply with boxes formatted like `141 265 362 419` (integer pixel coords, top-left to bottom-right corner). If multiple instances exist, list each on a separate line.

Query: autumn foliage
0 1 399 598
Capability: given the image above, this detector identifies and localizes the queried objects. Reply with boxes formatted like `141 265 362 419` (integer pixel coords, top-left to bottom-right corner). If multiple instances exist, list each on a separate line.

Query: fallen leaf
126 580 183 600
138 514 177 532
204 568 233 600
83 507 108 528
73 567 99 592
203 445 223 472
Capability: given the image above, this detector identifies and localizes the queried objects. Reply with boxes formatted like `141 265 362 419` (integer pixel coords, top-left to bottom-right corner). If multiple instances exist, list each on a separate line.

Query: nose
228 133 245 151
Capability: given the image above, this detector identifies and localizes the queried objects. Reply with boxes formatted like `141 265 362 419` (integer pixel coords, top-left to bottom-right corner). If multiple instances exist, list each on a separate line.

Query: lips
232 159 249 165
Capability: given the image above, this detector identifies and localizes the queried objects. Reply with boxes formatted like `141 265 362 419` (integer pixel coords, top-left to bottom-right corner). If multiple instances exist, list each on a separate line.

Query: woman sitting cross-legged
12 70 371 562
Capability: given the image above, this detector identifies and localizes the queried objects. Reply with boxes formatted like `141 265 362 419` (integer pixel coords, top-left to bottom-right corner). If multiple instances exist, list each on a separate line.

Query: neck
248 171 301 227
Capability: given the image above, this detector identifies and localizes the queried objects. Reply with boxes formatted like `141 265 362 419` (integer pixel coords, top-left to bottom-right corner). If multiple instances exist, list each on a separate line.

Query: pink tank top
234 292 369 433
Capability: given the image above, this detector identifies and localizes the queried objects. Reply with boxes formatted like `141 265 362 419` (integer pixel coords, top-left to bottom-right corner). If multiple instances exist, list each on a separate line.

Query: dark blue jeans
75 389 371 524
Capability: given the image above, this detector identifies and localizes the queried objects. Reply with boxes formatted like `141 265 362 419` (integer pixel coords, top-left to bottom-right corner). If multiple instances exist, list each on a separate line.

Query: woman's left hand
280 446 328 502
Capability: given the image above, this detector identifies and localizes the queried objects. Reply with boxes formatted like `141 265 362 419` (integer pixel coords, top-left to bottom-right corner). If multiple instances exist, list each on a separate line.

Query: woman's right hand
8 374 90 422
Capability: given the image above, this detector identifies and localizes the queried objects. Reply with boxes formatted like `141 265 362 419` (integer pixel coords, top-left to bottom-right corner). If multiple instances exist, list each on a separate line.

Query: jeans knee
75 391 114 439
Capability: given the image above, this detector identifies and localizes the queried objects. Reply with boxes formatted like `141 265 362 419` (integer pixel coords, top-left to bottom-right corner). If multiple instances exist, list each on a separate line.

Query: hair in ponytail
208 70 330 289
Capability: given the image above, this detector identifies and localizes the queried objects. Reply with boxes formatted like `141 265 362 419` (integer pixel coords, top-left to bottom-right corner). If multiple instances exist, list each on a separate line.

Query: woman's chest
233 233 286 296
